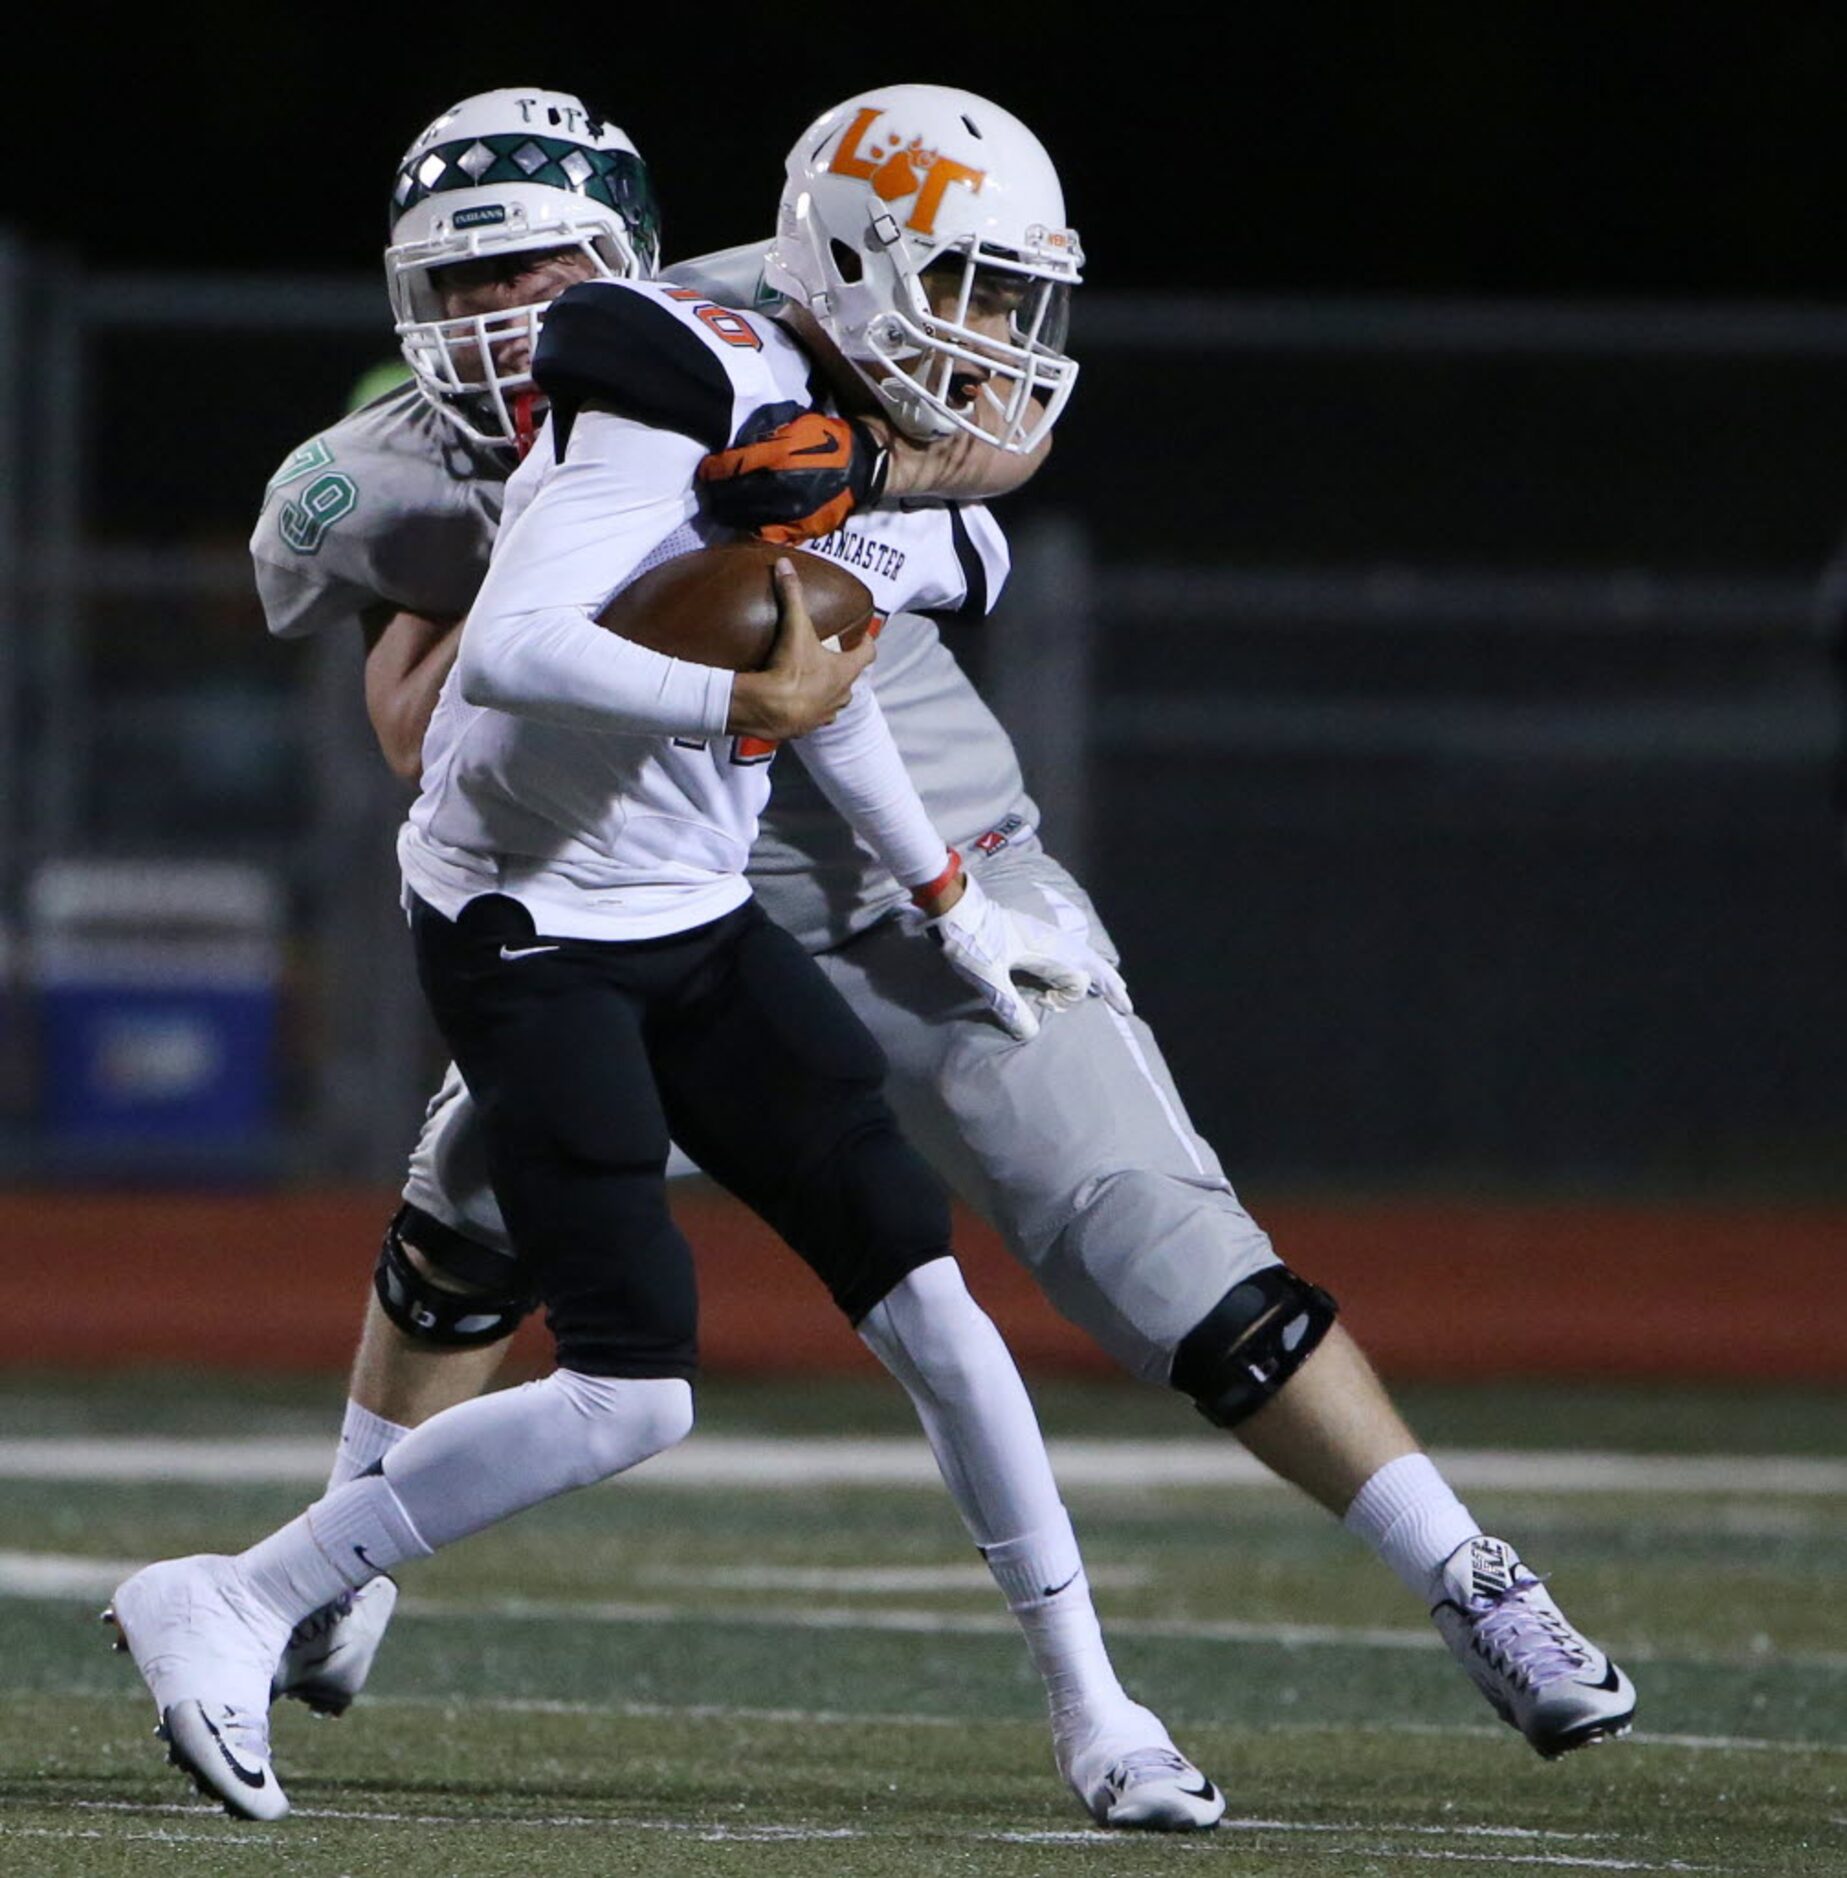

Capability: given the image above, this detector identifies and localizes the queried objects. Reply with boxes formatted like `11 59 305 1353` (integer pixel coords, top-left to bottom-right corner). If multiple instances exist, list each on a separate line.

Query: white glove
925 873 1132 1042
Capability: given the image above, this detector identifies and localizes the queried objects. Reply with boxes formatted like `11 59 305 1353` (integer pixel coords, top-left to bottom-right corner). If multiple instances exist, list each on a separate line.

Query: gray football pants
401 839 1278 1382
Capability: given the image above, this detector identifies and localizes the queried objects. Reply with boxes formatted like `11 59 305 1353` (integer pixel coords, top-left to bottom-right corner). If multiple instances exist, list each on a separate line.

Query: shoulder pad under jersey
534 278 811 455
250 385 505 639
661 239 779 309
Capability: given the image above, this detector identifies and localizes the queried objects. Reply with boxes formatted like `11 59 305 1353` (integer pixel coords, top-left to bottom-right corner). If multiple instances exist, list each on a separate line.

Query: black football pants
410 891 952 1377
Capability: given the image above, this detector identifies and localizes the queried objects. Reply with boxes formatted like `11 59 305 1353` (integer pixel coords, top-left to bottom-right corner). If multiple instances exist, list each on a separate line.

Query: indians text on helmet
827 107 985 238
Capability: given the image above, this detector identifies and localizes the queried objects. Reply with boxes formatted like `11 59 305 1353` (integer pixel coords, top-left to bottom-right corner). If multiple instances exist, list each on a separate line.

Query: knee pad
373 1203 538 1348
1170 1265 1338 1429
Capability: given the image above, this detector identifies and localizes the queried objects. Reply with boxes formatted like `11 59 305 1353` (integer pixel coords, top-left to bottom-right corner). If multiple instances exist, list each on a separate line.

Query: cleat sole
1536 1714 1635 1760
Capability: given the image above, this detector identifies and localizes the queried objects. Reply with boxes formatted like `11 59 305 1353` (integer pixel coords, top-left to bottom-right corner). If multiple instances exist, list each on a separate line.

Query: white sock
238 1473 431 1626
984 1514 1133 1738
327 1400 410 1490
1343 1451 1482 1603
857 1259 1132 1732
236 1370 693 1628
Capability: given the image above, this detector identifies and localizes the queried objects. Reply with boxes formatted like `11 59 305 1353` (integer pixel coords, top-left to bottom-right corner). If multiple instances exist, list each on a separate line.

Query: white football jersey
398 278 999 942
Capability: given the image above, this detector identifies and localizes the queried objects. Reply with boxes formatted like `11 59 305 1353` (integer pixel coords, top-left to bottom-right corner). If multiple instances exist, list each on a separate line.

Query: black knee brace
373 1203 538 1348
1170 1265 1339 1429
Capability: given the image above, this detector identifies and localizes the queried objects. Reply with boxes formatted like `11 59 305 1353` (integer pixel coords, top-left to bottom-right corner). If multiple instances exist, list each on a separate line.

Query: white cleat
272 1576 398 1716
1058 1703 1225 1831
104 1555 292 1821
1432 1535 1637 1759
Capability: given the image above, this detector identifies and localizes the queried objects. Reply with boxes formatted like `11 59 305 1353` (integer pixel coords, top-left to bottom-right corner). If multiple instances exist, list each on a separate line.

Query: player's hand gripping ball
597 539 874 670
697 403 890 545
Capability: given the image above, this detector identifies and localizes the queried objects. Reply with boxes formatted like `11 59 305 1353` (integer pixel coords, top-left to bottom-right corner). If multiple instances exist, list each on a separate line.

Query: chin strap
512 389 539 461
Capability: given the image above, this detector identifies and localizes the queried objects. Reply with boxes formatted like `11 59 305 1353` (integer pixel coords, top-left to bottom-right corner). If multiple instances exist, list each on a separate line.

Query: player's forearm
794 686 952 892
876 418 1051 502
460 438 734 738
458 603 733 739
364 612 462 782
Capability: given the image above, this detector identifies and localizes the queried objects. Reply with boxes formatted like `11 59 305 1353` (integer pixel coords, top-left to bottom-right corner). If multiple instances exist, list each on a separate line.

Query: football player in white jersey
113 89 1223 1832
245 82 1632 1784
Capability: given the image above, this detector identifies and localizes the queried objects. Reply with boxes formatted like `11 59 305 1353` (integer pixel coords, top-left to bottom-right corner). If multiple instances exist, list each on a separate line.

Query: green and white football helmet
386 87 661 447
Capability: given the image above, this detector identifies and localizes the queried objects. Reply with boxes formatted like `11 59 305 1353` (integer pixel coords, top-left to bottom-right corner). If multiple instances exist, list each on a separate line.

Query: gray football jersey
250 385 506 641
251 376 1038 952
749 603 1039 951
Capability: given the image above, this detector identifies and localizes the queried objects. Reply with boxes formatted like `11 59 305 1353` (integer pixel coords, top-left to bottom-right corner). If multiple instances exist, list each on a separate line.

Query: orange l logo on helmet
829 105 985 237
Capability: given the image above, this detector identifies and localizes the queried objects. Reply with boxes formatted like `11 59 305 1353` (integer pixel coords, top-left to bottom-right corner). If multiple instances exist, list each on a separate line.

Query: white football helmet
386 88 661 447
766 85 1082 453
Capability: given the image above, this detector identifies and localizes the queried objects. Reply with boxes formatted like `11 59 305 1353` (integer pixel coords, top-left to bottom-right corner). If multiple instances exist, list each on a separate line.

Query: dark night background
9 6 1847 296
5 4 1845 1191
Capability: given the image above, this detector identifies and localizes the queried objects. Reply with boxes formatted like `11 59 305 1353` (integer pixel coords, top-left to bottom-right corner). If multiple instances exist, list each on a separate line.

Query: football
597 539 874 672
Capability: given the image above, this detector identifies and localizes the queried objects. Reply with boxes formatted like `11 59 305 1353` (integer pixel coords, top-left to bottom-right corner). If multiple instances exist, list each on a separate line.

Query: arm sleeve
456 411 735 739
791 682 952 891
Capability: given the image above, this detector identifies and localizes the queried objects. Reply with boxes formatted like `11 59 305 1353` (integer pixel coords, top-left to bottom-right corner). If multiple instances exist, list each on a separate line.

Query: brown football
597 539 874 672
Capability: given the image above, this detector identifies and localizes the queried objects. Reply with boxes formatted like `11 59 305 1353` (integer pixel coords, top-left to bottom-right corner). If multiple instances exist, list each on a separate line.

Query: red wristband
910 848 963 910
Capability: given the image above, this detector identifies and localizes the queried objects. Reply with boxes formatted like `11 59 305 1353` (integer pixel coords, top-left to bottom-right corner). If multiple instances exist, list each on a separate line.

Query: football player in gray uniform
250 83 1633 1771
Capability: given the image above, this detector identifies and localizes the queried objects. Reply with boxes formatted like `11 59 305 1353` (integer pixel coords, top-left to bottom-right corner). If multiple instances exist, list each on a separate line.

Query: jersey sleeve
456 408 733 739
791 682 952 891
249 551 378 641
248 412 494 639
912 503 1012 625
535 279 791 454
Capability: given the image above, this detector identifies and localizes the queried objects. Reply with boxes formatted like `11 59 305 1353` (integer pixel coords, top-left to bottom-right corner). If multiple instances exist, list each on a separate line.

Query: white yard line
261 1694 1847 1754
0 1553 1139 1600
1 1433 1843 1493
0 1550 143 1598
1 1823 296 1846
648 1561 1153 1593
7 1548 1844 1672
49 1796 1700 1864
394 1593 1847 1672
1347 1856 1704 1872
18 1677 1844 1758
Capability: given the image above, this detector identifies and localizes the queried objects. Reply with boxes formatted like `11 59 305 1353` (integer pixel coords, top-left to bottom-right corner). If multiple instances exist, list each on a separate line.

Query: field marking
7 1546 1843 1674
1348 1856 1703 1872
2 1824 297 1846
649 1562 1154 1594
0 1549 1148 1602
395 1591 1847 1672
0 1549 141 1598
20 1683 1842 1760
1 1433 1843 1494
54 1797 1700 1864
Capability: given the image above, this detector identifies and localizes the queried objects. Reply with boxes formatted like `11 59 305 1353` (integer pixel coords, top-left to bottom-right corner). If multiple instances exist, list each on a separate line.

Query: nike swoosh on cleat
197 1711 268 1790
791 439 844 458
1590 1662 1623 1691
1177 1778 1219 1801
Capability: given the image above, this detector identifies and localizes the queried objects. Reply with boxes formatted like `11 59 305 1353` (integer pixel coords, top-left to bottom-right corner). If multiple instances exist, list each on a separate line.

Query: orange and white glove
697 404 889 544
